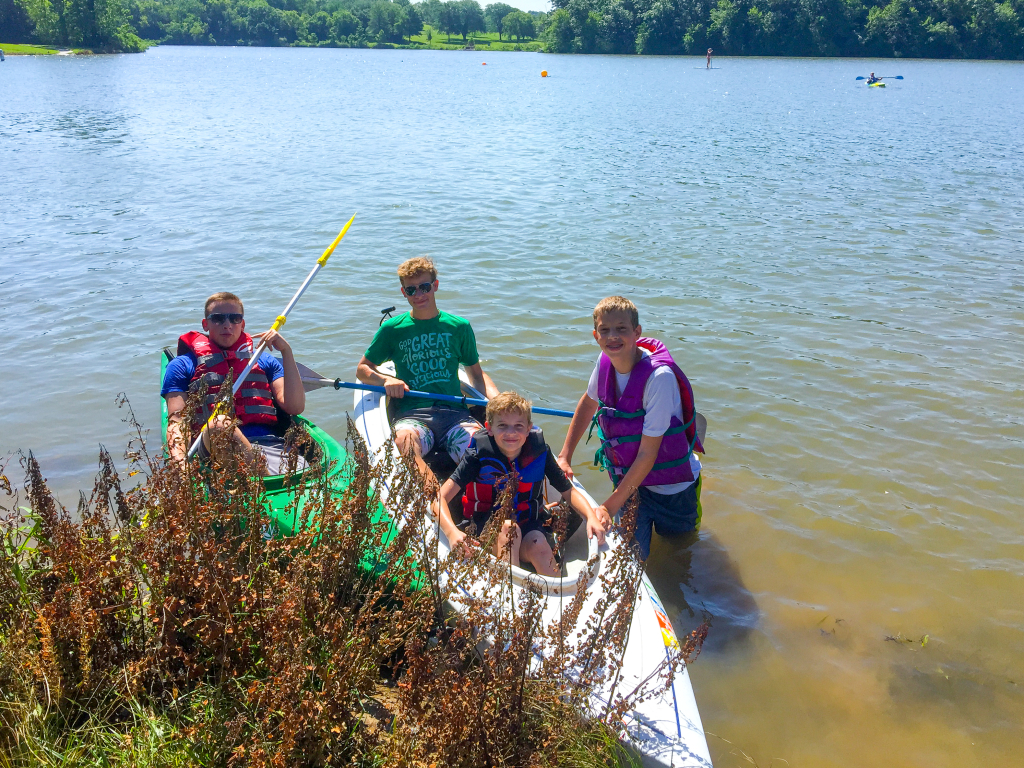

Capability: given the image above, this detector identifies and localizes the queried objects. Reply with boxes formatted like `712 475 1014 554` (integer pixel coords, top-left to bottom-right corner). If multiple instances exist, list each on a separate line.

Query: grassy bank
0 401 707 767
403 26 544 52
1 43 59 55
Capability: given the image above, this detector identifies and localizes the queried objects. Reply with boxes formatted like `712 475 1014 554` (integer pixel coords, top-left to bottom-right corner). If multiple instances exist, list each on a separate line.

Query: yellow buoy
541 70 548 77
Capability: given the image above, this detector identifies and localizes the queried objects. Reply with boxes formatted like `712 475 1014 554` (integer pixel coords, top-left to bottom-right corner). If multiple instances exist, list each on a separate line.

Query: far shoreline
8 40 1024 63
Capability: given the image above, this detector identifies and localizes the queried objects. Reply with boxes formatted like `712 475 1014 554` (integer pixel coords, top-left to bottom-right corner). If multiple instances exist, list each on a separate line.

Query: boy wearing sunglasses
356 257 499 486
161 291 306 472
556 296 704 560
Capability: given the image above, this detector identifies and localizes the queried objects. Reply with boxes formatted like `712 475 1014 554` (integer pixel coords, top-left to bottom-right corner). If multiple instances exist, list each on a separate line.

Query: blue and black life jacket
463 430 549 526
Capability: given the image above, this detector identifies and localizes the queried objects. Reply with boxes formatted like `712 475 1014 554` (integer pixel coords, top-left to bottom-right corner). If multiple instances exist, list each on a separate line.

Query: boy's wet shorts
392 405 482 463
633 476 703 560
195 434 308 476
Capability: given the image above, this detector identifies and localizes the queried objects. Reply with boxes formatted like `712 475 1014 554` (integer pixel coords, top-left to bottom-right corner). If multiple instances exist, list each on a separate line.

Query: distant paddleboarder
706 48 713 69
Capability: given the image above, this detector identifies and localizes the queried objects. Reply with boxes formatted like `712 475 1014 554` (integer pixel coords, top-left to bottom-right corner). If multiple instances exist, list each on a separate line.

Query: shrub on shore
0 407 707 767
14 0 148 53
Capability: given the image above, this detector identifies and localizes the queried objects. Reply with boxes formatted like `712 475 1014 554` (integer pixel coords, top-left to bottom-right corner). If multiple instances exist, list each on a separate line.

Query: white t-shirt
586 350 701 495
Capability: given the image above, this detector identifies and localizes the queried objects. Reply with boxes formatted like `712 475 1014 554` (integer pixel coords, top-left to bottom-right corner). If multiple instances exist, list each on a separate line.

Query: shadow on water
645 529 760 651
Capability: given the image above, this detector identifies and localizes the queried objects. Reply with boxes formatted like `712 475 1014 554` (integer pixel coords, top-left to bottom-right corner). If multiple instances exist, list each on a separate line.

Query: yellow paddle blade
317 213 356 267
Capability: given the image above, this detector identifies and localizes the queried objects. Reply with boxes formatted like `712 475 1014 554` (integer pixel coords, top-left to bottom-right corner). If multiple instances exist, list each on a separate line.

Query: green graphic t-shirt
364 310 480 414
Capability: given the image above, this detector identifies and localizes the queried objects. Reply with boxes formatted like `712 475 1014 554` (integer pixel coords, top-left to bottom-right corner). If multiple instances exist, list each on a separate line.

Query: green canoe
159 346 351 536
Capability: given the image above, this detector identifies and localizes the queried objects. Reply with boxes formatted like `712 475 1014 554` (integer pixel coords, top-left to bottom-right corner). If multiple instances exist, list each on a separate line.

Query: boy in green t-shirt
356 257 500 485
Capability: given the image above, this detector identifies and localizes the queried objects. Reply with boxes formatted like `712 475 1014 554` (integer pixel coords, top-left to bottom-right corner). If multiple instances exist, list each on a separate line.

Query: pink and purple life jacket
592 338 703 487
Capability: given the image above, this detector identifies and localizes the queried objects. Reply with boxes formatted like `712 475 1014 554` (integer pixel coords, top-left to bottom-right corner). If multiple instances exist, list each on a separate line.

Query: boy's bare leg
202 414 258 464
396 427 439 493
496 520 522 568
200 414 284 476
520 530 559 576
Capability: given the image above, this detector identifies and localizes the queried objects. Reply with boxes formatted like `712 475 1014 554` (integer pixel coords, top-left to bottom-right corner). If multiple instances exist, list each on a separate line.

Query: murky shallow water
2 47 1023 766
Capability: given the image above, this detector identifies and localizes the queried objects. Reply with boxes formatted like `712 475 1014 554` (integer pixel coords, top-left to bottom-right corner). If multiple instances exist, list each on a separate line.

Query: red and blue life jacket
592 337 703 487
463 430 550 526
177 331 278 433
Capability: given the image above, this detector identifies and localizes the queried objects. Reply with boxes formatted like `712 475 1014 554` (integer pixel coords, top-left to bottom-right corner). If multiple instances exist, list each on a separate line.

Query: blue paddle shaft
335 380 576 419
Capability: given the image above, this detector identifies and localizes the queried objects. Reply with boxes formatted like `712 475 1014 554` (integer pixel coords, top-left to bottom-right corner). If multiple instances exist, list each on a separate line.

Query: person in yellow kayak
356 256 500 488
867 72 881 84
162 291 306 473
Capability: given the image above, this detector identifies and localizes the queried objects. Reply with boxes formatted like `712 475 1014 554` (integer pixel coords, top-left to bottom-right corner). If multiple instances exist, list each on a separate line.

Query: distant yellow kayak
869 81 886 88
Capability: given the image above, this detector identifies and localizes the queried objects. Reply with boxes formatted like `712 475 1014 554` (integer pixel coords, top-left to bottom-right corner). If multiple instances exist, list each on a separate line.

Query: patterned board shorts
392 405 482 463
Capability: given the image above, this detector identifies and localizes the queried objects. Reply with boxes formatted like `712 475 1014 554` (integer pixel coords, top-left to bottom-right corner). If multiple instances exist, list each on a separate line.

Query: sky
514 0 554 13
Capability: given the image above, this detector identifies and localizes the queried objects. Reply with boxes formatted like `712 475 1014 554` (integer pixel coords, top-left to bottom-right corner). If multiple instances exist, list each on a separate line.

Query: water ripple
2 48 1023 766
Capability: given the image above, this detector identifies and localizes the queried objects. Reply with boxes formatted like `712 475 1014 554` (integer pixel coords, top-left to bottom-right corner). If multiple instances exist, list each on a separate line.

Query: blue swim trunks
632 476 703 560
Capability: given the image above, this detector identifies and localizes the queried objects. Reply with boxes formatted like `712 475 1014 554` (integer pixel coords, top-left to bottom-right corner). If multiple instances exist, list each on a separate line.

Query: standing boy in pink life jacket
356 256 500 489
557 297 704 560
436 392 611 575
161 291 306 473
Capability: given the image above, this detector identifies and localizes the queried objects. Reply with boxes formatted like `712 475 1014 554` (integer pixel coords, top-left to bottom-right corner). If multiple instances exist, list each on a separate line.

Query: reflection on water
51 110 131 147
646 530 760 651
2 47 1023 766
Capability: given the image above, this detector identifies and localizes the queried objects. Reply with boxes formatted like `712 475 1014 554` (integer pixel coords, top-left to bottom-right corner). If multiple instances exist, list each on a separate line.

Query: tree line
545 0 1023 58
0 0 545 50
2 0 1020 56
1 0 148 50
418 0 537 41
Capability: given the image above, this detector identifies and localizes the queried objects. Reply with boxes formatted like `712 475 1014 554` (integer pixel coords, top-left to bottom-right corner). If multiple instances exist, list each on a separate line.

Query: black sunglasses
207 312 244 325
403 282 434 297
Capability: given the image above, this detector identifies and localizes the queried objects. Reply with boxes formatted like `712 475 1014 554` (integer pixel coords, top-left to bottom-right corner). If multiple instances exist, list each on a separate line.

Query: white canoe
352 364 713 767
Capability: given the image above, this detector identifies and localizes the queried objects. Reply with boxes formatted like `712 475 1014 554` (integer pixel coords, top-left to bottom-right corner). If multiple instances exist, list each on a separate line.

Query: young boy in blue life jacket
161 291 306 473
557 296 704 560
436 392 612 576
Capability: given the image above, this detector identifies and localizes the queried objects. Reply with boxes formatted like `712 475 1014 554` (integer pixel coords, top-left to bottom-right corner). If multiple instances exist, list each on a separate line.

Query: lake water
2 46 1023 766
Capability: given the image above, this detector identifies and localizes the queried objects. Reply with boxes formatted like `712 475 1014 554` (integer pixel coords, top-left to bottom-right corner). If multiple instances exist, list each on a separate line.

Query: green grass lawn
1 42 59 54
405 26 544 52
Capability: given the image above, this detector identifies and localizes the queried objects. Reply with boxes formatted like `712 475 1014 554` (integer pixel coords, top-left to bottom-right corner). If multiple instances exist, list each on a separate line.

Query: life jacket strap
592 415 696 486
199 386 270 405
242 405 277 417
197 353 226 368
598 404 645 420
651 423 699 472
238 387 270 400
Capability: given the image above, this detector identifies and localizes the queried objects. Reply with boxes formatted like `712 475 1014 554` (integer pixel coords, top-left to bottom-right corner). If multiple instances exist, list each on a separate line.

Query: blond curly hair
485 391 532 426
397 256 437 283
